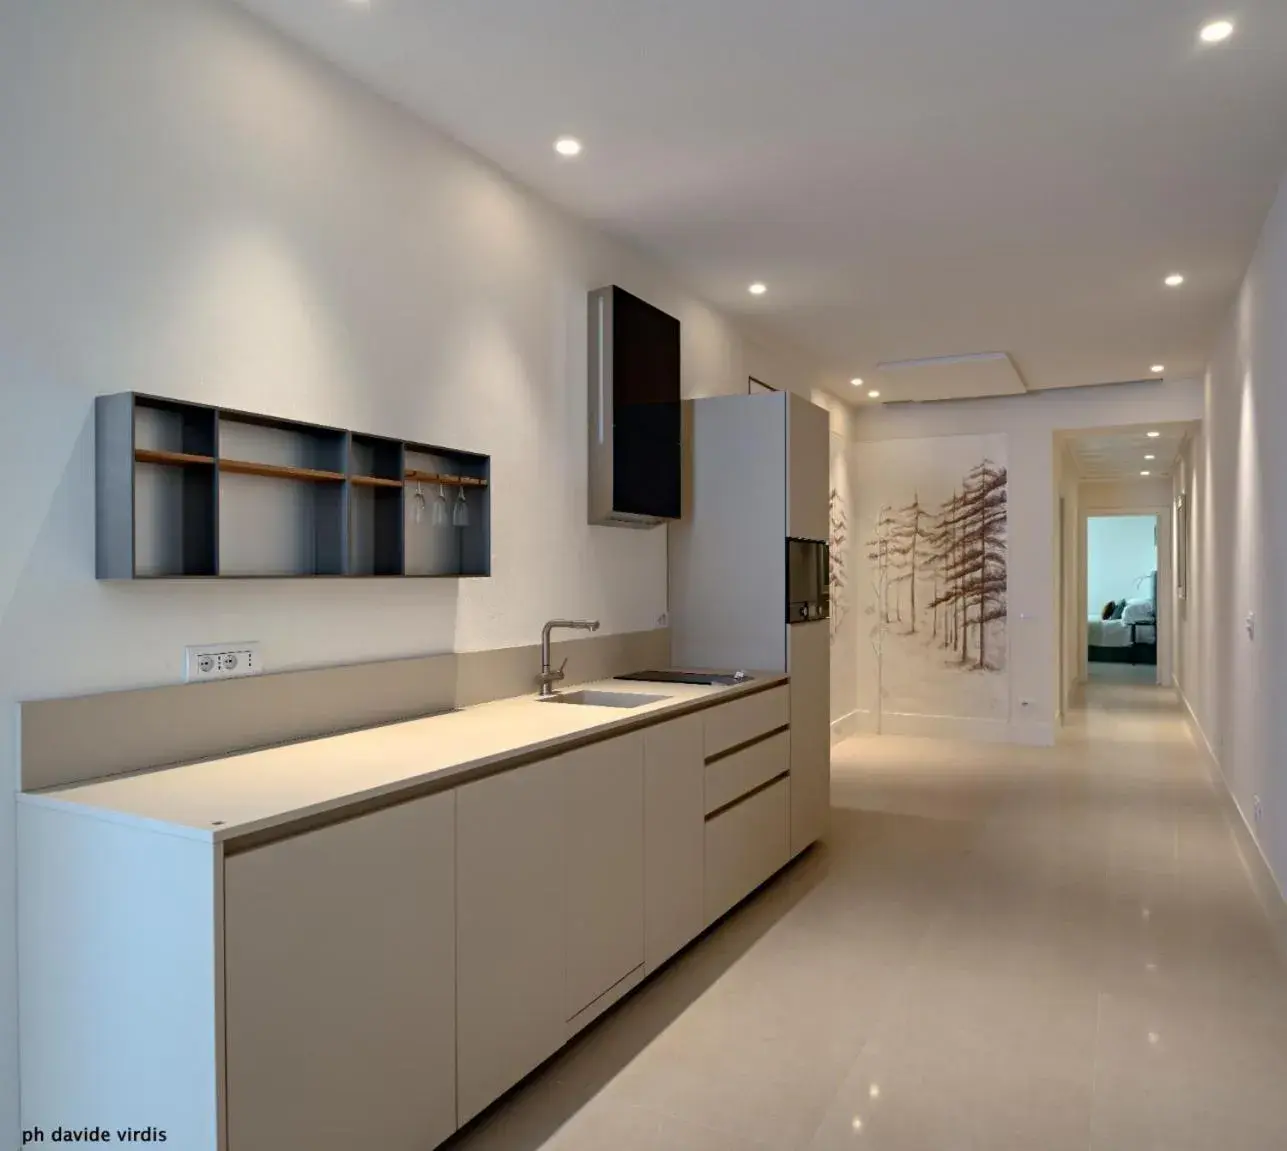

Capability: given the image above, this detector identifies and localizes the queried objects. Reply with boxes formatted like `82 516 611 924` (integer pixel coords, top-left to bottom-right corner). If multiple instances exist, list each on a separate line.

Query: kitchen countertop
18 673 786 845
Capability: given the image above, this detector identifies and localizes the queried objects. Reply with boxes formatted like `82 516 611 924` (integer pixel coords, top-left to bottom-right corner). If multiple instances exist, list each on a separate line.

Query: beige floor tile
450 683 1287 1151
808 1031 1093 1151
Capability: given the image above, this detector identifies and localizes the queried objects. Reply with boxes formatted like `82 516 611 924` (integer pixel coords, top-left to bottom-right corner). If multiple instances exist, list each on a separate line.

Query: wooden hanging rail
404 469 489 488
134 448 215 468
350 475 404 489
219 458 346 483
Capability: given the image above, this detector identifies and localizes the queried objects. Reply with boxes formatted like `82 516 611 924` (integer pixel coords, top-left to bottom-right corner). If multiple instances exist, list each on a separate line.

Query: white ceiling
236 0 1287 402
1065 422 1194 481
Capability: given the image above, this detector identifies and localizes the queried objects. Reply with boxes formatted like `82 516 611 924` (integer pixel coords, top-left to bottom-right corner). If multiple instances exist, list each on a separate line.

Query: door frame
1079 505 1173 687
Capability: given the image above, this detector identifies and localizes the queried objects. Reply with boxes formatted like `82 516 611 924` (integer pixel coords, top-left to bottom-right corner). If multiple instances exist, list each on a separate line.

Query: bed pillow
1110 601 1126 620
1101 601 1116 620
1122 598 1154 624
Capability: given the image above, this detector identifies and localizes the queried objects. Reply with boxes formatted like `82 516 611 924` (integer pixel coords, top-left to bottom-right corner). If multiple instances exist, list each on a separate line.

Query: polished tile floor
449 682 1287 1150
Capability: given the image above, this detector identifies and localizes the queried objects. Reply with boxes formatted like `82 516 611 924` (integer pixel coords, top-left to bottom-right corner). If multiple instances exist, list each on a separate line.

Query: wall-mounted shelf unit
96 393 490 580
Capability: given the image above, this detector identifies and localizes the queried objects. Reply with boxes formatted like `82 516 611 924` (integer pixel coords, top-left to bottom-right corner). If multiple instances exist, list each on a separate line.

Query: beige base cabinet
704 776 791 925
455 756 567 1125
563 733 645 1022
18 688 802 1151
642 714 705 971
224 792 457 1151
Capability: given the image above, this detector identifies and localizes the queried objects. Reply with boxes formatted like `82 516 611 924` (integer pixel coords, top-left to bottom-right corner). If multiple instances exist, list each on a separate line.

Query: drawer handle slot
704 724 790 766
704 770 790 822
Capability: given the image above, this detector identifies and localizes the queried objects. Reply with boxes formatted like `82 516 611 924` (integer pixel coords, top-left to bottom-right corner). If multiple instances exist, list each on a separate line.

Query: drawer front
703 777 790 925
704 730 790 816
702 686 789 759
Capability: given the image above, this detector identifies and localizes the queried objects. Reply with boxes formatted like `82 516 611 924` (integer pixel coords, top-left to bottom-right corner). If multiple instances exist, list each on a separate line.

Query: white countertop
18 674 786 844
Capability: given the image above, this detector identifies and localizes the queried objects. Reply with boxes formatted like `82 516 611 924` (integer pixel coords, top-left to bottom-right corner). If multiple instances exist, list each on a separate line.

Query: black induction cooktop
614 669 752 686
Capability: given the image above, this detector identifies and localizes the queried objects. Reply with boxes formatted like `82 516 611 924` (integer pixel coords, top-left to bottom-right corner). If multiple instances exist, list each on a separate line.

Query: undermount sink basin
538 689 669 709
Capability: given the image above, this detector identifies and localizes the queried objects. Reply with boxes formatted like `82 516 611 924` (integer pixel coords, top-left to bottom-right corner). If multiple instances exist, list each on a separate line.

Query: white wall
1087 516 1157 613
847 380 1203 744
1181 166 1287 903
0 1 839 1138
809 393 859 737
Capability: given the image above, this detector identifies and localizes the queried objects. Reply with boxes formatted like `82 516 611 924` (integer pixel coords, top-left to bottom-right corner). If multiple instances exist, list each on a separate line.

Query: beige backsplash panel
21 628 670 792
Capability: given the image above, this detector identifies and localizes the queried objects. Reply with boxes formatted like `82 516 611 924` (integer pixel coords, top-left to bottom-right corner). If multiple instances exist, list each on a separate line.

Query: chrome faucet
539 618 600 696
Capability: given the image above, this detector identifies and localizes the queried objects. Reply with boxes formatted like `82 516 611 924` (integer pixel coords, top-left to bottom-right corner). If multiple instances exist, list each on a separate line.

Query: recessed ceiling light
850 377 864 387
1200 19 1235 43
1145 454 1156 460
1147 430 1161 438
1151 364 1166 374
1141 470 1152 477
1164 273 1185 287
867 390 881 399
748 282 767 295
554 136 583 157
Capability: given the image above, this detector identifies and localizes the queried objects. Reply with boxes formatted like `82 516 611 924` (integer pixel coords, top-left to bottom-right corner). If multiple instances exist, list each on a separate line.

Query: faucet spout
539 618 601 696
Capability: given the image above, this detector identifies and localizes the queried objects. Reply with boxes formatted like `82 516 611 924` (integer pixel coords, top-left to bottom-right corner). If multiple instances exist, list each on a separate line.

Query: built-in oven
786 537 830 624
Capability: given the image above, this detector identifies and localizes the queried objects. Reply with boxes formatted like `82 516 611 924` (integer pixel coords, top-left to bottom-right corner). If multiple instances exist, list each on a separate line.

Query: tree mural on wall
865 458 1008 674
828 484 849 645
928 460 1008 669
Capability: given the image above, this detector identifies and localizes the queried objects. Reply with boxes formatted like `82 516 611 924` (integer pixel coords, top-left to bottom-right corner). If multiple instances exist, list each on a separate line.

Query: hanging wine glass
412 481 426 524
452 483 470 528
432 482 449 527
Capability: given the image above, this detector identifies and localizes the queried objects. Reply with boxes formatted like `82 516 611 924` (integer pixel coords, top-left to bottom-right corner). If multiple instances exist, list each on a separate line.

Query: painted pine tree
928 460 1008 668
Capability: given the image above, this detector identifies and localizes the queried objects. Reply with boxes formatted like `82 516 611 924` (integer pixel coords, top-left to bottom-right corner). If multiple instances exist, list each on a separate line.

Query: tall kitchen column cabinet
669 391 832 858
222 792 458 1151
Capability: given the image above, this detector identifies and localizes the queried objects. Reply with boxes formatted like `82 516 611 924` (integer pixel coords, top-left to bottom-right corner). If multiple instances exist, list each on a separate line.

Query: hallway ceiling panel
1067 423 1194 481
236 0 1287 400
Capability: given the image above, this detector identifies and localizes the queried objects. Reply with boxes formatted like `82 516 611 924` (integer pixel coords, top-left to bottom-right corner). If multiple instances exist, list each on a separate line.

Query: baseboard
1177 686 1287 959
829 709 864 744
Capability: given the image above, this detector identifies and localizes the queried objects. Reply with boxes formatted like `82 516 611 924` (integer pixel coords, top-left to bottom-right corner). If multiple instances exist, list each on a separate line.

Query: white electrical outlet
185 642 263 683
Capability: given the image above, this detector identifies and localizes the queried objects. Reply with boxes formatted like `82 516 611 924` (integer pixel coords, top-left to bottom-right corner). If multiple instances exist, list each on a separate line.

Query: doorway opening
1086 513 1159 683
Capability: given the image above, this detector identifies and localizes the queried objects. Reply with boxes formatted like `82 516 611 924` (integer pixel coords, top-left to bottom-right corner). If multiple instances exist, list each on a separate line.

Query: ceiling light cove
1164 273 1186 287
553 136 582 157
748 282 767 295
1200 19 1235 43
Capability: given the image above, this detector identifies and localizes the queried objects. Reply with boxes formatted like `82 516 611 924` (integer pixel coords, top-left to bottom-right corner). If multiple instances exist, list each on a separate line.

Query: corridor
451 683 1287 1150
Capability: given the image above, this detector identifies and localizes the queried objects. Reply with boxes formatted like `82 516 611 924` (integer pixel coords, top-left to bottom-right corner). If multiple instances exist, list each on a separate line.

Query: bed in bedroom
1089 573 1157 666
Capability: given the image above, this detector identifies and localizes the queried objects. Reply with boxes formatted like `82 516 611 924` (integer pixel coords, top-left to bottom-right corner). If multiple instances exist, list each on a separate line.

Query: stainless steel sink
537 689 669 709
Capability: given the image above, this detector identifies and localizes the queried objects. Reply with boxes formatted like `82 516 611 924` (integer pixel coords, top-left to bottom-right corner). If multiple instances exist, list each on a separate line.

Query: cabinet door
564 733 645 1020
705 777 791 925
224 792 456 1151
789 618 831 854
787 393 830 542
456 758 565 1125
643 714 704 971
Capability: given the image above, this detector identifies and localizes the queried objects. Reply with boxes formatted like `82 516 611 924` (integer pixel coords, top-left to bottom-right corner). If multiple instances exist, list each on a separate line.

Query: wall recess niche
96 393 490 579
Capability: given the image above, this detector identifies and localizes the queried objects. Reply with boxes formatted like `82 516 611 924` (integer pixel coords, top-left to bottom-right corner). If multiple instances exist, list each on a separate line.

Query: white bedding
1088 618 1156 647
1088 618 1133 647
